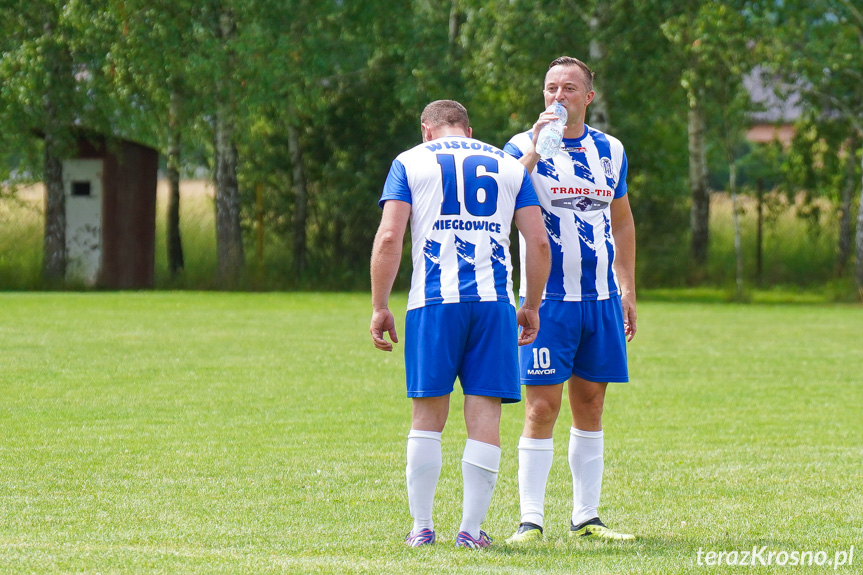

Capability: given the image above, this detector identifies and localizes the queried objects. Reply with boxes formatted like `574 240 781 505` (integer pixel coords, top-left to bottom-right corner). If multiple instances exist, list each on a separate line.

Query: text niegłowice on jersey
505 124 628 302
380 136 540 311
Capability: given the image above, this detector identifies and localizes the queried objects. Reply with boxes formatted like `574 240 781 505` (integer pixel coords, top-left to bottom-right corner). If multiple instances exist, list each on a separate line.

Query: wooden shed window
71 181 91 197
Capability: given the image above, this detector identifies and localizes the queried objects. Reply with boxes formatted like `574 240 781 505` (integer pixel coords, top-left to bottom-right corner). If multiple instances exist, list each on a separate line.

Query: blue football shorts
405 301 520 403
518 296 629 385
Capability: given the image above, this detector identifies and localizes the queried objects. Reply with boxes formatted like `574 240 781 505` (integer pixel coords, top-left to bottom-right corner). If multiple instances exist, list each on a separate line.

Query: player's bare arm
370 200 411 351
514 204 551 346
610 194 637 341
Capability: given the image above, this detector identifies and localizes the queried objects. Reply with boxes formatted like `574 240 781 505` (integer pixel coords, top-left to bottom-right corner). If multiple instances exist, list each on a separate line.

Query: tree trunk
214 9 244 287
729 161 744 300
588 4 611 133
688 103 710 266
855 142 863 300
448 0 459 46
446 0 462 85
756 178 764 287
41 16 66 286
42 128 66 286
167 86 184 276
838 132 859 276
288 124 307 275
214 111 244 286
255 182 264 264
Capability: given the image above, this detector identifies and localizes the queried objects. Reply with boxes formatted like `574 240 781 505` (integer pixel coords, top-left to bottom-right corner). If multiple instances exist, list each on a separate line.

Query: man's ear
420 122 432 142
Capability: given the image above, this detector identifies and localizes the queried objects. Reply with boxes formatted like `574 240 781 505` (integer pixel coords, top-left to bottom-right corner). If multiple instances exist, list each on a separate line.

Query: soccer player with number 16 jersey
370 100 550 548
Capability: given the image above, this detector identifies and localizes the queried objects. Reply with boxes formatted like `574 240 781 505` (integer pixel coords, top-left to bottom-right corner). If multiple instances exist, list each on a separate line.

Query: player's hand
530 109 562 148
621 292 637 342
370 308 398 351
516 306 540 346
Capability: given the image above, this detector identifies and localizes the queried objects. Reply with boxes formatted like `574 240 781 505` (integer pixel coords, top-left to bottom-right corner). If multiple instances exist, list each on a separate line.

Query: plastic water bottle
535 102 567 160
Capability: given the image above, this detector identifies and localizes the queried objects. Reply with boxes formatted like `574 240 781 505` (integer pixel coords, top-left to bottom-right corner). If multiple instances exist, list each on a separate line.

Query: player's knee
572 385 605 413
572 397 604 428
526 397 560 427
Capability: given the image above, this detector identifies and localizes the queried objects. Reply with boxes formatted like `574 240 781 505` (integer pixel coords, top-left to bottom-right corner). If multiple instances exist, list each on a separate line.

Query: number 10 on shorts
532 347 551 369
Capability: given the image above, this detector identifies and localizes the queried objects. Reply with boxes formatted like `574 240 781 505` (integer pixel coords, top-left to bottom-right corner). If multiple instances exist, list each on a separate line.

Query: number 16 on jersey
436 154 500 217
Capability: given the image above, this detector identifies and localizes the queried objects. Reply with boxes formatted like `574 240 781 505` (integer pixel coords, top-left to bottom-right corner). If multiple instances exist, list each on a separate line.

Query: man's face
543 64 594 121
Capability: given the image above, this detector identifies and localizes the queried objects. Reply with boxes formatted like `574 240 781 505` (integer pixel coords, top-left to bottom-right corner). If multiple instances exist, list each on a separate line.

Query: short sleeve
379 158 411 208
504 141 524 160
514 169 540 210
614 152 628 199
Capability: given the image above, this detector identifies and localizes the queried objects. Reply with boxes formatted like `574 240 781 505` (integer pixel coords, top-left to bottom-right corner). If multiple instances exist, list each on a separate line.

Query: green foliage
663 2 748 106
782 119 852 205
1 0 860 293
765 1 863 254
773 0 863 134
735 140 786 191
583 1 692 287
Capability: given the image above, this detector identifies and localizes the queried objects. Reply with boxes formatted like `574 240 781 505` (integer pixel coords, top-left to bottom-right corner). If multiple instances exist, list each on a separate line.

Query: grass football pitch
1 292 861 574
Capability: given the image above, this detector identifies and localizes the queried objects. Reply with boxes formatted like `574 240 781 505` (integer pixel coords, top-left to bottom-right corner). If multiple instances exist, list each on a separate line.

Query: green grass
1 293 861 573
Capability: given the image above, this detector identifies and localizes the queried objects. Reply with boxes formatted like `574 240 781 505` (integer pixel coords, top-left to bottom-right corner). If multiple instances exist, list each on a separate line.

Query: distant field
1 293 861 573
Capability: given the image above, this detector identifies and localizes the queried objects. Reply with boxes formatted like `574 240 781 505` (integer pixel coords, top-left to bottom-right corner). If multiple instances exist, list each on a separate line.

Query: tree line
1 0 861 295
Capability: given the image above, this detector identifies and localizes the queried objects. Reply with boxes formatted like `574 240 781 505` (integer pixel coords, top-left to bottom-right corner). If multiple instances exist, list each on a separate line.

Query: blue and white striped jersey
505 123 628 302
380 136 540 311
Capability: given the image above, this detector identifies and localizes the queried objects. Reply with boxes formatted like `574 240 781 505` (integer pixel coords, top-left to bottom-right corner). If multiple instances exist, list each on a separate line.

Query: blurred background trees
1 0 861 297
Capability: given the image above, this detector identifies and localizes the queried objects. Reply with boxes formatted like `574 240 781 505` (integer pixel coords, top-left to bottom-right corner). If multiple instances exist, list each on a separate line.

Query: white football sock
569 427 604 526
517 436 554 527
406 429 442 534
459 439 501 538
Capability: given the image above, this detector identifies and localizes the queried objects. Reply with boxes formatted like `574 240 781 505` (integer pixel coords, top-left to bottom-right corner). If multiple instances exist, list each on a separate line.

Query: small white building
63 133 158 288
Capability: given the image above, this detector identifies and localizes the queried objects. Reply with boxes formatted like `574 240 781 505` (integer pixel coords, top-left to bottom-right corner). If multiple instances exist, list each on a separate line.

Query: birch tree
663 9 713 269
0 1 116 286
107 0 203 278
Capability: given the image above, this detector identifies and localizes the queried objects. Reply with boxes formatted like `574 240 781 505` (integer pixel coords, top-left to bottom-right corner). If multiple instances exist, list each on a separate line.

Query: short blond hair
421 100 469 129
